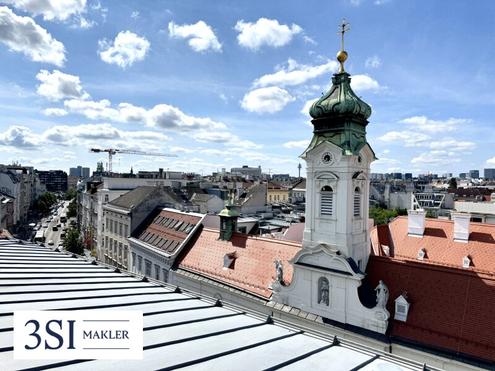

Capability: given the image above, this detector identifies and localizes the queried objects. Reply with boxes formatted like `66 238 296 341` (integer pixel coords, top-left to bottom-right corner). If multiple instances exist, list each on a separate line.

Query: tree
63 227 84 255
33 192 57 215
65 188 77 200
67 199 77 218
369 206 399 225
448 177 458 189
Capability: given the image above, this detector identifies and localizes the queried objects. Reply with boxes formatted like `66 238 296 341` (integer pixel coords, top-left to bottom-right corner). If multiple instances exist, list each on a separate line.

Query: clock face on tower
321 152 333 164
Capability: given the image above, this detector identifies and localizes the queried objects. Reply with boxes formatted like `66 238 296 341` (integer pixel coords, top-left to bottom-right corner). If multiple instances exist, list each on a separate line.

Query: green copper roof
309 72 371 121
218 204 240 218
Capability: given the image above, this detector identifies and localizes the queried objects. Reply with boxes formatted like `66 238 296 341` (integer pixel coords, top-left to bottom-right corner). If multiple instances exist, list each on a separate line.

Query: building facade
36 170 68 192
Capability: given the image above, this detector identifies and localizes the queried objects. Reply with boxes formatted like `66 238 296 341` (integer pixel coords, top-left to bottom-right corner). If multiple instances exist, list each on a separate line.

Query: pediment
291 245 363 279
302 140 342 163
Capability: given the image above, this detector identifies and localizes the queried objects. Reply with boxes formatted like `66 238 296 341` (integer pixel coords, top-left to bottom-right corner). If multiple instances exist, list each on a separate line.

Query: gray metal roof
0 239 435 371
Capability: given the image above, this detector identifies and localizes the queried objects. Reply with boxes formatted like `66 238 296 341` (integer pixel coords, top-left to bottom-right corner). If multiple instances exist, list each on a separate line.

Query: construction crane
90 148 177 173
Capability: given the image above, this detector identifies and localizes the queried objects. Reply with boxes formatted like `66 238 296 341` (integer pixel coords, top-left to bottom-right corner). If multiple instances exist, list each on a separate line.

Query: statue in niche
375 280 389 309
274 259 283 284
318 277 329 306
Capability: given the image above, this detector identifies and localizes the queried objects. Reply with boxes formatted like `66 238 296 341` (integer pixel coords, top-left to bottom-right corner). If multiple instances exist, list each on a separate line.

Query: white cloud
241 86 295 113
131 11 139 19
235 18 302 50
98 31 150 68
36 69 89 101
64 98 118 120
351 74 381 92
378 130 430 147
63 98 227 132
2 0 87 21
168 20 222 53
42 108 67 116
301 99 317 116
146 104 226 130
193 131 260 149
253 59 338 88
411 150 461 166
283 140 310 149
0 6 66 66
431 139 476 152
400 116 470 133
487 157 495 166
365 55 381 69
0 125 40 148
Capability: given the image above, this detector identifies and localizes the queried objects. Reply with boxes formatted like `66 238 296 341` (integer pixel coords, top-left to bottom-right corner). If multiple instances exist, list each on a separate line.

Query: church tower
302 22 375 271
272 21 389 334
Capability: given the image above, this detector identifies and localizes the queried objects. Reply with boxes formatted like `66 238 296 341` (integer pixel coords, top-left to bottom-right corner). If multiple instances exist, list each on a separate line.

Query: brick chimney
452 212 470 242
407 209 426 237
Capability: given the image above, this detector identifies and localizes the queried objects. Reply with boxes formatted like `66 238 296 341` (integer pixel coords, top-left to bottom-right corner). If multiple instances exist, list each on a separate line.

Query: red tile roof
371 216 495 273
134 209 202 255
369 216 495 362
366 257 495 363
177 228 301 298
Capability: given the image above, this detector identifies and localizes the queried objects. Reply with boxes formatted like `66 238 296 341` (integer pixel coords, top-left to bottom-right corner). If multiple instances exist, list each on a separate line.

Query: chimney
452 212 470 242
407 209 426 237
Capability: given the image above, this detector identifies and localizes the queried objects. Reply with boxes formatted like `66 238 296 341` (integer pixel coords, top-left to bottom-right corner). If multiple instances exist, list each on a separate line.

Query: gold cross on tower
337 19 350 73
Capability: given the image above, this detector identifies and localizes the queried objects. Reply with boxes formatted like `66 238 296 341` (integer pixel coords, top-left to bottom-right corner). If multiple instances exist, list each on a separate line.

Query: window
137 256 142 274
145 259 152 277
118 242 122 261
223 252 237 269
353 187 361 217
162 268 169 282
124 224 128 237
154 264 160 280
320 186 333 216
119 223 123 236
131 252 136 271
104 194 109 202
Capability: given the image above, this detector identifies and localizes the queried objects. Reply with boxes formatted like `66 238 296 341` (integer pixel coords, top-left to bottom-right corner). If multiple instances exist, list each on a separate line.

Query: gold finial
337 19 350 73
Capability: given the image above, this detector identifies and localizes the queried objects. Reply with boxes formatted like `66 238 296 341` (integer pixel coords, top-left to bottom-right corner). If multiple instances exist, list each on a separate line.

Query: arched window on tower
320 186 334 216
354 187 361 217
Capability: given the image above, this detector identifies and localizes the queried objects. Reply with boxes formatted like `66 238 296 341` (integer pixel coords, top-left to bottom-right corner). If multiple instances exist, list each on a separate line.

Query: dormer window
223 252 237 269
462 255 471 268
417 248 426 260
353 187 361 217
394 294 410 322
320 186 334 216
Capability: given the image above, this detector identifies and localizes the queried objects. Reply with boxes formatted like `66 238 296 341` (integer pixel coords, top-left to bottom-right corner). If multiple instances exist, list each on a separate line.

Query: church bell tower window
320 186 334 216
353 187 361 217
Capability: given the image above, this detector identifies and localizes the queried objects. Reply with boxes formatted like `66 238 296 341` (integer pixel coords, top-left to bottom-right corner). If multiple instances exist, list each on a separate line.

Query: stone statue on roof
274 259 283 284
375 280 389 309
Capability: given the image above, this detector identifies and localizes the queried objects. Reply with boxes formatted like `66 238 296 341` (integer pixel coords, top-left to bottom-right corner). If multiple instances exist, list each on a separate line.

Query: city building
454 196 495 224
231 165 262 179
36 170 68 192
404 173 413 180
290 178 306 203
69 165 90 178
469 169 479 179
101 186 184 267
484 168 495 180
459 172 467 179
128 208 204 281
0 165 41 225
266 182 289 204
190 192 224 214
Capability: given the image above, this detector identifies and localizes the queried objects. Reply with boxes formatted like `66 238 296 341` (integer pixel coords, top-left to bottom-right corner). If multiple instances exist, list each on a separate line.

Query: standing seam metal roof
0 239 434 371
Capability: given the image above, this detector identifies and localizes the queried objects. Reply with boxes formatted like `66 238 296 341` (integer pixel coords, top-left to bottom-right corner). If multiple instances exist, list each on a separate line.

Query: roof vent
417 248 426 260
452 212 470 243
462 255 471 268
407 209 426 237
394 293 410 322
223 252 237 270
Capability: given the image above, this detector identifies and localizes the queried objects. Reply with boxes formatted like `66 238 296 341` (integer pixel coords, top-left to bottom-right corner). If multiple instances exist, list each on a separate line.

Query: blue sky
0 0 494 176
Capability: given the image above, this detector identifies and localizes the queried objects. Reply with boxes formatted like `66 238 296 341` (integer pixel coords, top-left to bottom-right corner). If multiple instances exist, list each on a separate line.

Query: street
40 200 70 248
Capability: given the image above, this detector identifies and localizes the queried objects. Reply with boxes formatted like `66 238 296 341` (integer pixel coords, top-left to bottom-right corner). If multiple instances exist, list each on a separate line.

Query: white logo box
13 311 143 360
